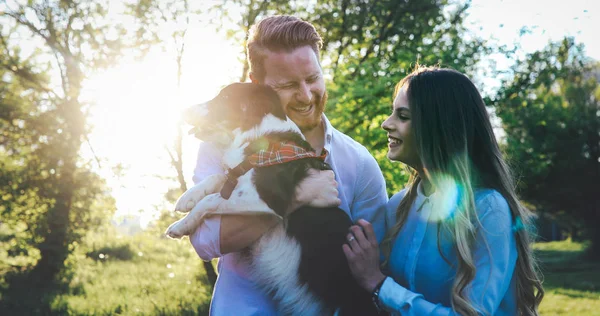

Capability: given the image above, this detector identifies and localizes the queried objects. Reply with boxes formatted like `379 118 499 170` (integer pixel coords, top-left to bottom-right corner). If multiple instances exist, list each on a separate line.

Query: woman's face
381 86 421 169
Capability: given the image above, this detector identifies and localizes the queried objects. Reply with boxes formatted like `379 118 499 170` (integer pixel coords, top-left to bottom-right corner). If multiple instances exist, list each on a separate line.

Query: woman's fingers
349 225 371 250
342 243 354 259
357 219 377 244
347 232 360 251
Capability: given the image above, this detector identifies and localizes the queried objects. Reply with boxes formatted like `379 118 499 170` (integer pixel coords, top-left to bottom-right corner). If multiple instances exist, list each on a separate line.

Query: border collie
166 83 376 316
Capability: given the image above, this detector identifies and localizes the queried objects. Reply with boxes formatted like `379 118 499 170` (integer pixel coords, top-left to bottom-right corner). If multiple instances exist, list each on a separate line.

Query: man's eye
307 75 319 83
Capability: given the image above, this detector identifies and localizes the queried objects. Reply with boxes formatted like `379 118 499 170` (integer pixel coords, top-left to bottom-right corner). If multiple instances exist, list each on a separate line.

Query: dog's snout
183 102 209 126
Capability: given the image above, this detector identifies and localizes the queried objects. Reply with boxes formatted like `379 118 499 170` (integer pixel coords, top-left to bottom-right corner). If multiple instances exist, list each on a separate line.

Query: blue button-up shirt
189 114 388 315
379 182 518 315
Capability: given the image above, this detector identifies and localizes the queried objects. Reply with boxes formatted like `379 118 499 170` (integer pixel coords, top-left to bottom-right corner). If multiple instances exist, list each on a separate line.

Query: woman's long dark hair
380 66 544 315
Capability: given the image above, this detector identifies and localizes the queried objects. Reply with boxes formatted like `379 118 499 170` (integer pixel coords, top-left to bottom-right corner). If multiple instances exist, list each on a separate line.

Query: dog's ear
239 99 268 131
241 102 249 115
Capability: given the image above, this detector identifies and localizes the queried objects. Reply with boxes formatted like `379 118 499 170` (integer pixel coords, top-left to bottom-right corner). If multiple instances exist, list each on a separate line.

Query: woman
343 66 544 315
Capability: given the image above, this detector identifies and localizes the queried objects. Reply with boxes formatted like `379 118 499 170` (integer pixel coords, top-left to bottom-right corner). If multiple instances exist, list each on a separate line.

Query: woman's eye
396 112 410 120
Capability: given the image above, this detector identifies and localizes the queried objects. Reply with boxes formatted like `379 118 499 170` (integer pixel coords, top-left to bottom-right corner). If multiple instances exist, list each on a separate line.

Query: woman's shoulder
388 188 409 209
473 188 513 228
383 189 408 229
474 189 510 212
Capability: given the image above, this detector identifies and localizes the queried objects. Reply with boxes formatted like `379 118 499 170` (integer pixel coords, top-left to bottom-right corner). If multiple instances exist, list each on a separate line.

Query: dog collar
220 138 328 199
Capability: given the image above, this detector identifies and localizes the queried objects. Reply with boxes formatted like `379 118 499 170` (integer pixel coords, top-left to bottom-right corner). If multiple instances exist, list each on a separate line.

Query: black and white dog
166 83 377 315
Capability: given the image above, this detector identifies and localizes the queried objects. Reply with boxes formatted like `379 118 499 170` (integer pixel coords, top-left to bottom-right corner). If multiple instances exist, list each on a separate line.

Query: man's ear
249 72 258 84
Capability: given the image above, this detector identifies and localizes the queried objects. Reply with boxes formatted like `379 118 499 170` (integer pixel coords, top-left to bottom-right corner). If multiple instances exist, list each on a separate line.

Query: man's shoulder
329 126 372 157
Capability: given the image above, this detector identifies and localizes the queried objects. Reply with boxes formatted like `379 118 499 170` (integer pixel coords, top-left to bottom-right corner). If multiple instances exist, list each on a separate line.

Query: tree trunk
203 261 218 287
31 98 82 287
31 163 75 287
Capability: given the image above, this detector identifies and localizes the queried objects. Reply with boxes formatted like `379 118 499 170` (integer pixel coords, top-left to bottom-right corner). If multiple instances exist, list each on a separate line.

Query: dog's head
184 83 291 146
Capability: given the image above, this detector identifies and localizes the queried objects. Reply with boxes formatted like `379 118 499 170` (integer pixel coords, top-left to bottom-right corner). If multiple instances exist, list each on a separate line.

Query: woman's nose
381 116 393 131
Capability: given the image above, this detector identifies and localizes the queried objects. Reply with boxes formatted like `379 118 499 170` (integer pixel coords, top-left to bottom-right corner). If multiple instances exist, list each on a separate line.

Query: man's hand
220 214 280 254
289 169 341 214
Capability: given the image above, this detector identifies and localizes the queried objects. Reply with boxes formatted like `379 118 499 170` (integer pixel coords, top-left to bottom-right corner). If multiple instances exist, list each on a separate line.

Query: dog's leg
166 193 224 239
174 174 227 213
249 225 326 316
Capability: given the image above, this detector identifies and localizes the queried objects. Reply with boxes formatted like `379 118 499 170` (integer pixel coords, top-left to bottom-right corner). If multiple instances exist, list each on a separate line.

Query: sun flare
81 25 241 229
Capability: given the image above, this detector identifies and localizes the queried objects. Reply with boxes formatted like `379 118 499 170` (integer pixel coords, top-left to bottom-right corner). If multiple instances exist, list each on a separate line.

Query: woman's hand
289 169 341 214
343 219 387 292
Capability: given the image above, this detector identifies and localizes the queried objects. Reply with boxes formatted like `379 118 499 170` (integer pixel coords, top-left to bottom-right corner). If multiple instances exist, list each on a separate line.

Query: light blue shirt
378 182 518 315
189 114 388 315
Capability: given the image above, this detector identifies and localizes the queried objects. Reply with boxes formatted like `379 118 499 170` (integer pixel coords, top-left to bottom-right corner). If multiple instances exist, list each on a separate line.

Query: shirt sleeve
351 149 389 243
377 192 518 315
188 142 226 261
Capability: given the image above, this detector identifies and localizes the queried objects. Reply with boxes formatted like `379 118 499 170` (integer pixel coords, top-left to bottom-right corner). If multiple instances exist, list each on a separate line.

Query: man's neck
303 121 325 155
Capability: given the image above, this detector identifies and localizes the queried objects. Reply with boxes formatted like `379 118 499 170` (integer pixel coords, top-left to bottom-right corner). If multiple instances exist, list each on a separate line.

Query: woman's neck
416 169 435 197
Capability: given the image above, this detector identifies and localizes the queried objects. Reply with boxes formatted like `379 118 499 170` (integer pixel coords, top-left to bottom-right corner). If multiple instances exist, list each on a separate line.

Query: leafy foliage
312 0 489 194
492 38 600 256
0 0 158 312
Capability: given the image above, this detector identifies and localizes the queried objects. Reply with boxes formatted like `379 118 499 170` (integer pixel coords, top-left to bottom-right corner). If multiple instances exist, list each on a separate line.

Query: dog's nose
183 102 209 126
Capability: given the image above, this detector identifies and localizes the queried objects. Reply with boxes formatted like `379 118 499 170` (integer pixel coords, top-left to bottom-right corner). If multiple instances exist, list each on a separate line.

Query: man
190 15 388 315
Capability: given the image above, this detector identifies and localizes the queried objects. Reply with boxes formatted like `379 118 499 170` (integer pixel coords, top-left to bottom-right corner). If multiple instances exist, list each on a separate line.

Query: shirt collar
321 114 334 151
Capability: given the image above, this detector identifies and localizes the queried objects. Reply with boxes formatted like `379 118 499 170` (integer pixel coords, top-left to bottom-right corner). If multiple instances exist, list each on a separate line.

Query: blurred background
0 0 598 314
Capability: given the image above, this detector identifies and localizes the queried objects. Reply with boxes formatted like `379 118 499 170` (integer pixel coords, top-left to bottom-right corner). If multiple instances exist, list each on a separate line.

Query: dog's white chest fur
168 113 328 315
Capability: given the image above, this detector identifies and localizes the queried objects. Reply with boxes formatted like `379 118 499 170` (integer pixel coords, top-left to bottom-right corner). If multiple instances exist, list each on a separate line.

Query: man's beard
298 91 328 133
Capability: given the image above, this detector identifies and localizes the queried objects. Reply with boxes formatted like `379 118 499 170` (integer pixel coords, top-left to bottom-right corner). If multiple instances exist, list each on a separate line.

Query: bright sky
78 0 599 229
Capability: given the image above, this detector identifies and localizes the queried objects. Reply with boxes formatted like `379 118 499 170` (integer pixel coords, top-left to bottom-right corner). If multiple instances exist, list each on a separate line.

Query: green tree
0 0 155 311
492 38 600 257
312 0 488 194
209 0 488 195
209 0 296 82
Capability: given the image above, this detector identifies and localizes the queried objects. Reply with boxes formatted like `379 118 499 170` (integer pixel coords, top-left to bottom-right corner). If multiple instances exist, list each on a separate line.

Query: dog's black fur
196 83 377 315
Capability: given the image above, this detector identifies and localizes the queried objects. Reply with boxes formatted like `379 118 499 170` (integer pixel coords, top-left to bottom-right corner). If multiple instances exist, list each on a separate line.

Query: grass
2 228 599 315
535 240 600 315
50 228 213 315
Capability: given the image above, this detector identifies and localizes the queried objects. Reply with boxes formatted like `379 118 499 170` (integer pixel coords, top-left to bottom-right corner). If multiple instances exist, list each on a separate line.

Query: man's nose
295 82 312 104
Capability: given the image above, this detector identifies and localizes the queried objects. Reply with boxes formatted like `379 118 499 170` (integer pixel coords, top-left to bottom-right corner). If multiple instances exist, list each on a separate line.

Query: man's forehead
263 47 321 81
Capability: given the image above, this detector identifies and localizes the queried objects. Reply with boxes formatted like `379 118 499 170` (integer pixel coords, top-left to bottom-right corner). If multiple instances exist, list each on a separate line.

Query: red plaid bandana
248 140 328 167
220 139 327 199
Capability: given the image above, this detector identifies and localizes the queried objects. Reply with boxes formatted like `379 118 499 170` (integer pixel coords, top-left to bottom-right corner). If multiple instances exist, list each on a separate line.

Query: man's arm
351 150 389 242
219 214 280 253
218 169 340 253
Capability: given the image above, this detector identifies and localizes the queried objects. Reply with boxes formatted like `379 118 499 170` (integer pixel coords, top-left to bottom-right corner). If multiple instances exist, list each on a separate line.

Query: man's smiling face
261 45 327 133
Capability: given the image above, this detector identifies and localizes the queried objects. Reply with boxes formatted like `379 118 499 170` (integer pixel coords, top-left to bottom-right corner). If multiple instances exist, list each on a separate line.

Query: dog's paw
174 196 198 214
165 219 188 239
175 174 227 213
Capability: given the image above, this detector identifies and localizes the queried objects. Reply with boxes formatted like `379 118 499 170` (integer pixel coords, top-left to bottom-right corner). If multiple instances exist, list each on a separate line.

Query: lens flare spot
426 174 463 223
